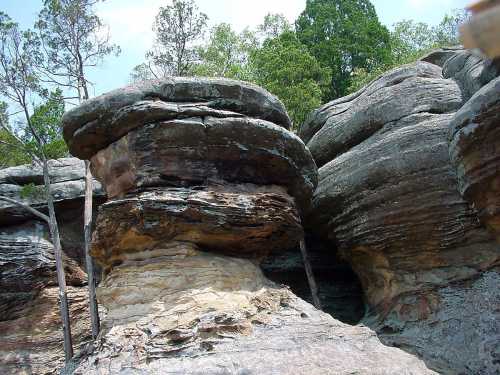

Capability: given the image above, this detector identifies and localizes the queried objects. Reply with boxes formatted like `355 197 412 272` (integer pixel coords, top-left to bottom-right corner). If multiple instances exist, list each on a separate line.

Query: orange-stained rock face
0 287 91 375
89 116 317 213
91 185 302 271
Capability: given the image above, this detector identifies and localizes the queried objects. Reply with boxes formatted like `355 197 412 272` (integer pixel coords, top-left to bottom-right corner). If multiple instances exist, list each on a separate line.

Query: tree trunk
84 160 100 338
299 238 322 310
42 157 74 362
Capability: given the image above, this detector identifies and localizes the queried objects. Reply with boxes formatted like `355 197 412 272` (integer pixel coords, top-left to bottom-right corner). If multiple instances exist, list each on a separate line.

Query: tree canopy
295 0 392 100
250 31 331 129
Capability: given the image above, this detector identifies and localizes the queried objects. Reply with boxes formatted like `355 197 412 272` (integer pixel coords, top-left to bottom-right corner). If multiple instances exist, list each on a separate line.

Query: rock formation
0 158 104 374
61 77 434 374
300 51 500 374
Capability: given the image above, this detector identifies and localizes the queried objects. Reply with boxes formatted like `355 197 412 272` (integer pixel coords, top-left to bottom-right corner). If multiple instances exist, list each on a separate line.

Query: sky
2 0 470 96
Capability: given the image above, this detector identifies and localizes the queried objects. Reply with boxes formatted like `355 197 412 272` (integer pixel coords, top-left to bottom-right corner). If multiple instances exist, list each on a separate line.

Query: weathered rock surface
91 186 302 270
442 49 499 102
301 60 500 374
449 76 500 241
0 158 99 374
0 222 86 320
62 77 292 159
62 78 433 374
0 158 104 225
90 116 317 212
0 286 91 375
419 46 462 67
71 244 434 375
300 62 462 167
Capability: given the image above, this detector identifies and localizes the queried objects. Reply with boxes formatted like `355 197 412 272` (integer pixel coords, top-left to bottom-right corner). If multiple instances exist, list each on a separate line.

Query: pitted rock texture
71 244 434 375
62 77 292 159
90 116 316 212
449 76 500 241
367 269 500 375
0 158 101 374
301 60 500 374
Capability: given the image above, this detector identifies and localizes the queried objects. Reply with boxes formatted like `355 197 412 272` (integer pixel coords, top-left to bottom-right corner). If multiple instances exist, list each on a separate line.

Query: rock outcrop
62 77 434 374
301 52 500 374
449 76 500 241
0 158 104 374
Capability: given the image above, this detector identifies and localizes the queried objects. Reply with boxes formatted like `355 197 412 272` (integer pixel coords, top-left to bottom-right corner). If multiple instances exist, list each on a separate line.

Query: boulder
442 49 499 102
62 77 292 159
449 76 500 241
301 61 500 374
90 116 317 213
419 46 462 67
300 62 462 167
0 158 104 225
0 158 102 373
63 78 433 374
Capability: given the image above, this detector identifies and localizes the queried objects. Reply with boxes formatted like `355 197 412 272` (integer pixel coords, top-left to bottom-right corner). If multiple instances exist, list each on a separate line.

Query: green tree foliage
347 9 469 93
296 0 391 100
250 31 331 130
139 0 208 79
191 23 257 80
26 89 67 160
258 13 292 39
0 102 31 167
36 0 120 100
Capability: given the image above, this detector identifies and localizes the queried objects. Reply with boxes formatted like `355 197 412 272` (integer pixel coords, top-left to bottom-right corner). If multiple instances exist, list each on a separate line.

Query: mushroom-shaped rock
62 78 434 374
449 76 500 240
62 77 292 159
301 62 500 374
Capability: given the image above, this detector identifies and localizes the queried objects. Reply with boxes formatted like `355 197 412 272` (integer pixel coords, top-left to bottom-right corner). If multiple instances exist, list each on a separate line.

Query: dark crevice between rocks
261 233 365 325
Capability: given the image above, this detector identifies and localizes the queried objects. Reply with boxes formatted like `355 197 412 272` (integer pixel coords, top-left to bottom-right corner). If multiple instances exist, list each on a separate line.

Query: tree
296 0 391 100
258 13 292 39
192 23 257 80
35 0 119 340
140 0 208 78
433 9 469 47
347 9 470 94
35 0 120 101
0 102 32 167
0 12 73 361
250 31 331 130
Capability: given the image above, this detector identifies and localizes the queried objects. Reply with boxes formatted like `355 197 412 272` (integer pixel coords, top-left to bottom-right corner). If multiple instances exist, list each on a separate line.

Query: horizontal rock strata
301 59 500 374
62 77 433 374
0 159 98 374
62 77 293 159
449 76 500 241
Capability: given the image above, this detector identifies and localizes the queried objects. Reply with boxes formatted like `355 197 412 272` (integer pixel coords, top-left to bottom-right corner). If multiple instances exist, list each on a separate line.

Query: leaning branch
0 195 49 222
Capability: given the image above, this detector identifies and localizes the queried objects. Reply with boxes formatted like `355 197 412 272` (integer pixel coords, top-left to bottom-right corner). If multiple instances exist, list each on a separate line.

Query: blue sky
2 0 469 96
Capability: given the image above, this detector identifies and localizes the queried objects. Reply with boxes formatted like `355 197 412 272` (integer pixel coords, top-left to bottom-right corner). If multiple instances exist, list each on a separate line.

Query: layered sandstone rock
449 76 500 241
62 77 434 374
301 59 500 374
0 159 103 374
